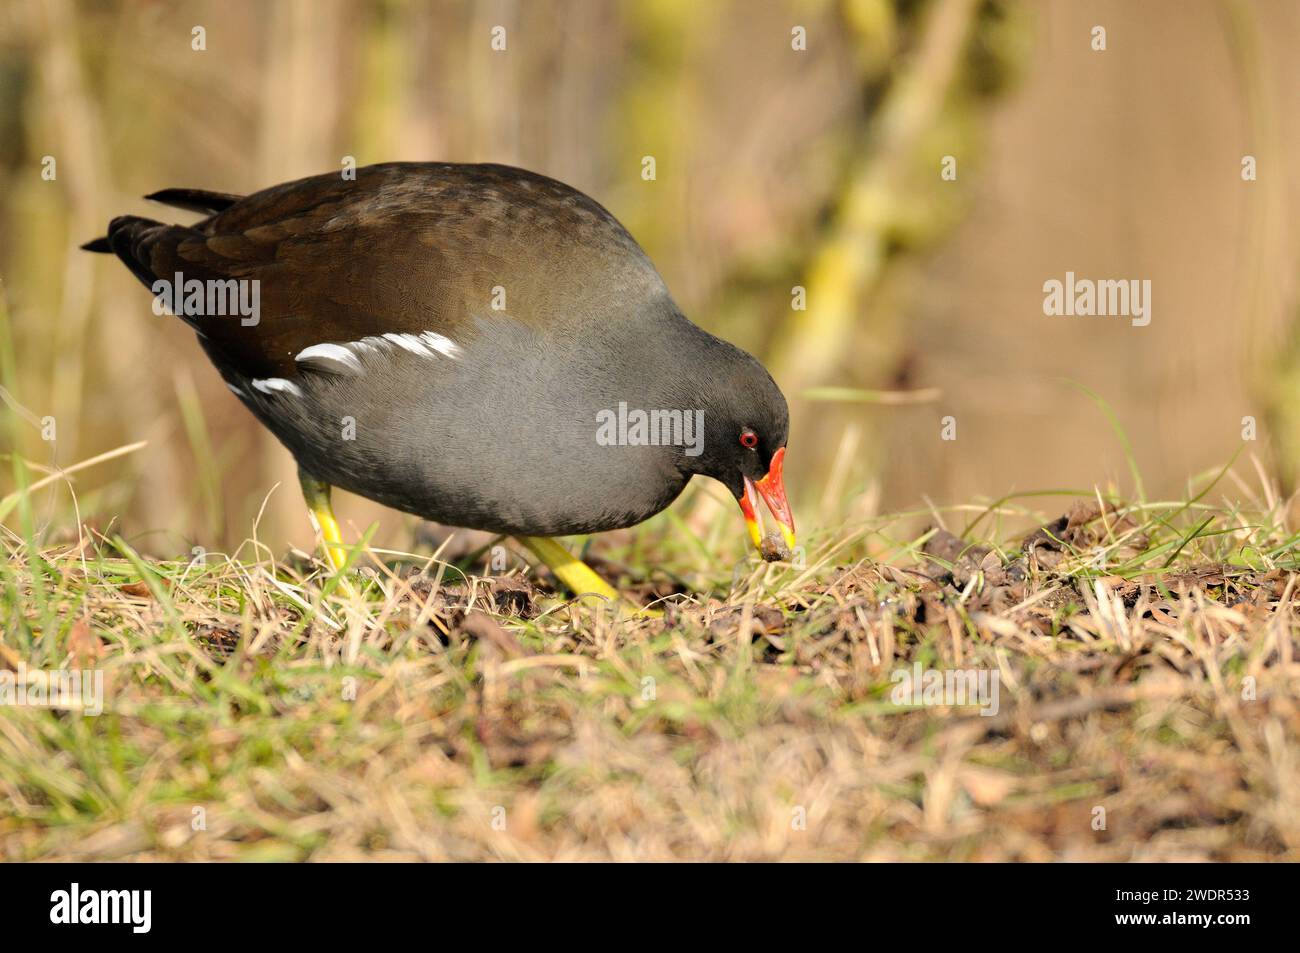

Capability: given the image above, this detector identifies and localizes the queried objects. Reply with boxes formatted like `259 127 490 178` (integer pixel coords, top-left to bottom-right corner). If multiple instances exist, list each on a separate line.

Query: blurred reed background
2 0 1299 559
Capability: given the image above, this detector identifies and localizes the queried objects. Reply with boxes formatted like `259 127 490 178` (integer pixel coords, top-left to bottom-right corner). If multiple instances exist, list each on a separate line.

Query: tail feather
88 215 171 290
84 187 243 257
144 188 242 215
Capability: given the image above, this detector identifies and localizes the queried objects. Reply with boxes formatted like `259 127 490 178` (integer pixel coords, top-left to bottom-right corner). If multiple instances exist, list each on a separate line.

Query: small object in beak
760 531 791 562
738 446 797 557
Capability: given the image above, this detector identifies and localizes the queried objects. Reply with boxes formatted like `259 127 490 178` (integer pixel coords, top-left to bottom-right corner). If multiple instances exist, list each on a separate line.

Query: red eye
739 429 759 449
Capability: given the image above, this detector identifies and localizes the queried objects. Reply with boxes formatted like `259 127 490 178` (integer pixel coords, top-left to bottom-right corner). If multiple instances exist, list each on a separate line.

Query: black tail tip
80 236 111 253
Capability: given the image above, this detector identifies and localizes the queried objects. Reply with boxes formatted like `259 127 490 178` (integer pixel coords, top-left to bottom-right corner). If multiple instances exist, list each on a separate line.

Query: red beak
737 446 796 556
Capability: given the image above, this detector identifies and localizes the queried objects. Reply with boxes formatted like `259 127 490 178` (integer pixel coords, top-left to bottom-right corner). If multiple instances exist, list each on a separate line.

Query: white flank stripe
419 331 460 357
382 332 430 356
295 342 364 372
290 331 461 377
252 377 303 397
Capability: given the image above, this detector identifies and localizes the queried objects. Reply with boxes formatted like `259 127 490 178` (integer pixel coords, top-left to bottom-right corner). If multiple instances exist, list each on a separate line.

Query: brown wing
91 162 666 378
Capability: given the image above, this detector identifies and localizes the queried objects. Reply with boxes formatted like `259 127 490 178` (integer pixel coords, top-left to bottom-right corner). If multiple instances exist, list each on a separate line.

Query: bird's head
681 345 795 560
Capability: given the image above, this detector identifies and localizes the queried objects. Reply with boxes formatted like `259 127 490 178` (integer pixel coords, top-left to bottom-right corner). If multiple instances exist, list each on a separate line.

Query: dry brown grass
2 481 1298 861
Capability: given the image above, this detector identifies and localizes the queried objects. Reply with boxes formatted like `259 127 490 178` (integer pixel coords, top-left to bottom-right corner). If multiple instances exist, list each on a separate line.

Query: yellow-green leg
293 479 642 613
517 535 622 604
299 469 350 570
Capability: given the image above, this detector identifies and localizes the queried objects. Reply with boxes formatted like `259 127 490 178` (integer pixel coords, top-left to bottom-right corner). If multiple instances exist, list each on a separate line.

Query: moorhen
84 162 795 600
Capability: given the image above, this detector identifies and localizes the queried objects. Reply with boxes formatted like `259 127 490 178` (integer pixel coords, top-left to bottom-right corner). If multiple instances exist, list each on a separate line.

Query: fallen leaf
67 620 104 665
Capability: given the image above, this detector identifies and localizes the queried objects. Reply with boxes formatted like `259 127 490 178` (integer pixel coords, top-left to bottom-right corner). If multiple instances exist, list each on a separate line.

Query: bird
83 162 795 603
